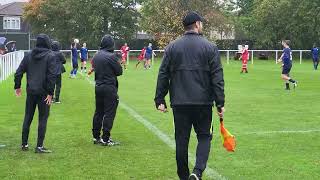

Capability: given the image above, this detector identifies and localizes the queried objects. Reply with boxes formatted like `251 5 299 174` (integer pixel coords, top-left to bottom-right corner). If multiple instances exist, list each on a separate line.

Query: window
3 16 21 30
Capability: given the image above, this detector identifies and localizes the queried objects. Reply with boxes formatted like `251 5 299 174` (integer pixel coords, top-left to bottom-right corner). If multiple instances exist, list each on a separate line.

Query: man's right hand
157 104 168 113
15 88 22 97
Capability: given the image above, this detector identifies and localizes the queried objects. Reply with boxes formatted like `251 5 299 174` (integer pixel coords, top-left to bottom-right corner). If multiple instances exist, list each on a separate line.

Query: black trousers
172 105 213 180
92 85 119 141
22 94 50 147
54 74 62 101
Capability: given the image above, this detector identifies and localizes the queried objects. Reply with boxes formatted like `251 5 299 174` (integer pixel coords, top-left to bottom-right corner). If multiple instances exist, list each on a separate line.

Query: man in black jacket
91 35 123 146
14 34 56 153
154 12 225 180
52 41 66 103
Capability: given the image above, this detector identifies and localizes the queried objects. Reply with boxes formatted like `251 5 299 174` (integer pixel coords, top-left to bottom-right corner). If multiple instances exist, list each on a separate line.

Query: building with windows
0 2 30 50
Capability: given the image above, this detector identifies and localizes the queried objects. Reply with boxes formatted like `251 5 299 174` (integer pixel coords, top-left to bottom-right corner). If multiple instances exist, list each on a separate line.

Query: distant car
258 52 269 60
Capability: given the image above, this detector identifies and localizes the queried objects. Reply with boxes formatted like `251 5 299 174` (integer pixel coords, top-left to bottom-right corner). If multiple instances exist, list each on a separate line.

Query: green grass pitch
0 58 320 179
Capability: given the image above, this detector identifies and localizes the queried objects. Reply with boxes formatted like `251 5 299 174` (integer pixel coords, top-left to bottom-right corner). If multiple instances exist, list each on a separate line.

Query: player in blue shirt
70 43 78 78
311 44 319 70
80 43 89 73
144 43 156 69
277 40 297 90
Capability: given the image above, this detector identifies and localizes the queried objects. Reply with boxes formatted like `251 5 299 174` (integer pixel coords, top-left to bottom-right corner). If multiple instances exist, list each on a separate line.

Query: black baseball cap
183 11 205 27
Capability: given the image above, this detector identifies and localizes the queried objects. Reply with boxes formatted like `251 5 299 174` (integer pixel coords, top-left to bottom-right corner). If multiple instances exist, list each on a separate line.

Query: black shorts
81 58 87 62
282 65 292 75
313 57 319 62
145 53 151 60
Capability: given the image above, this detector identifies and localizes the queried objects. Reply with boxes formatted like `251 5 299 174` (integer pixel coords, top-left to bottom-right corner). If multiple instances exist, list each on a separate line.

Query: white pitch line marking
242 129 320 135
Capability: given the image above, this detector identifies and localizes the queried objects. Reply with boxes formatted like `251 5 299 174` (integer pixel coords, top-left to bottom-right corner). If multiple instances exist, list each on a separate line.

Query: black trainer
21 144 29 151
93 138 101 145
101 138 120 146
35 147 52 153
189 173 201 180
293 81 298 89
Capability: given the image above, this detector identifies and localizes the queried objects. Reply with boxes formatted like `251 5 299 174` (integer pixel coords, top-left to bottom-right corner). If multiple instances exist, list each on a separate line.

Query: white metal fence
0 49 313 83
219 50 312 65
60 49 313 65
0 51 24 83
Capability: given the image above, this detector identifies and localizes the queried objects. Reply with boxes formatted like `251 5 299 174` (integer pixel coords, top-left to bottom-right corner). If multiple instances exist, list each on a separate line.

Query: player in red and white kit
240 44 249 73
136 46 146 69
120 43 130 70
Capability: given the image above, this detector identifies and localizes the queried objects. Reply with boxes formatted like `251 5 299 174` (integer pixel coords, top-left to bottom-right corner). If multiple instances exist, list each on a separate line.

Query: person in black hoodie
51 41 66 103
90 35 122 146
14 34 56 153
154 12 225 180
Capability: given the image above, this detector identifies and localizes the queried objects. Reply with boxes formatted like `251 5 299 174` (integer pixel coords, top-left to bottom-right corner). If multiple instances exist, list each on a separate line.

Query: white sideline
242 129 320 135
81 73 226 180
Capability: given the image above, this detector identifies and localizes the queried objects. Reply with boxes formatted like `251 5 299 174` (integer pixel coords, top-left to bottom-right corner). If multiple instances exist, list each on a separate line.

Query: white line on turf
242 129 320 135
80 73 226 180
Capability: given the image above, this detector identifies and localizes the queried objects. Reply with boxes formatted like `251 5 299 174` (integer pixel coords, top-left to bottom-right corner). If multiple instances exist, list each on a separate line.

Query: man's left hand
44 95 53 105
217 107 225 118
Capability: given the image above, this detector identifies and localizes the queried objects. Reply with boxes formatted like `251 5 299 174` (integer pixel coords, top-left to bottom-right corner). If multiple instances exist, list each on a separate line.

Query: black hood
100 35 115 52
31 34 52 61
51 41 61 51
36 34 51 49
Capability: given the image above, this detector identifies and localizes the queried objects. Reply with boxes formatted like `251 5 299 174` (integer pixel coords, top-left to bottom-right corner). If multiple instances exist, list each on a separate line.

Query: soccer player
120 43 129 70
136 46 146 68
239 44 249 73
14 34 56 153
91 35 123 146
311 44 319 70
70 42 78 78
277 40 298 90
52 41 66 104
80 43 89 73
145 43 156 69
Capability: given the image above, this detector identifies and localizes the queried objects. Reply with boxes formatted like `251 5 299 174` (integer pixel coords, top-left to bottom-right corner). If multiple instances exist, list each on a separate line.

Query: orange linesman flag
220 118 236 152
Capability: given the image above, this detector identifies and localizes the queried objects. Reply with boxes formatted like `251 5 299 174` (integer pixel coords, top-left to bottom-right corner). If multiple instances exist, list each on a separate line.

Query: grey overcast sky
0 0 28 5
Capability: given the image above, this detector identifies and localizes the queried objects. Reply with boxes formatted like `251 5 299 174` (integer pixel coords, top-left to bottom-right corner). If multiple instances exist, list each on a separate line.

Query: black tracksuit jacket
14 34 56 96
154 31 225 108
92 35 123 89
52 42 66 75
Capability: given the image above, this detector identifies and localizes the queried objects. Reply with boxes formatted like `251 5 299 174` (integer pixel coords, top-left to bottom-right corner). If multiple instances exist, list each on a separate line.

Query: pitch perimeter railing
0 51 24 83
57 49 315 66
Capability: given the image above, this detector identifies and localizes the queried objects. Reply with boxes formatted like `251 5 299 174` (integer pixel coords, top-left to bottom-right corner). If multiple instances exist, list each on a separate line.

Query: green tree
140 0 232 48
232 0 320 49
24 0 143 48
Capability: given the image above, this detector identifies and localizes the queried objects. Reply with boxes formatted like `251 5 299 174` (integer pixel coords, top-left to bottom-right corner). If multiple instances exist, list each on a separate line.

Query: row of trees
233 0 320 49
24 0 320 49
24 0 143 48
